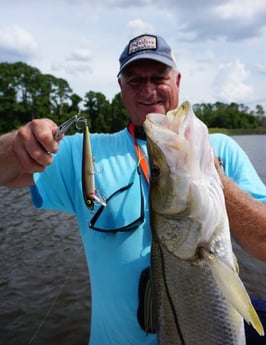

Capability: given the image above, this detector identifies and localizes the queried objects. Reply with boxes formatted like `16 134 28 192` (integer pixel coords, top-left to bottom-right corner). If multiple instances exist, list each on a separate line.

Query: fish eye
151 165 160 177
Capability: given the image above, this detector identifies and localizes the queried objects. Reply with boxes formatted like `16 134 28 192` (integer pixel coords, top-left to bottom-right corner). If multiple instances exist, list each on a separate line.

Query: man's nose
140 80 157 97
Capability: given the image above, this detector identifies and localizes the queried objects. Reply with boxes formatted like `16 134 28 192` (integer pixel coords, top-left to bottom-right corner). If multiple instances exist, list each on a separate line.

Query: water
0 189 90 345
0 135 266 345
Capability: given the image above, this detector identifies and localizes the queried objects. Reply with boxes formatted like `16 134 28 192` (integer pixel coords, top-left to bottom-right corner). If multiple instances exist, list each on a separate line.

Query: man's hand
13 119 59 173
0 118 60 187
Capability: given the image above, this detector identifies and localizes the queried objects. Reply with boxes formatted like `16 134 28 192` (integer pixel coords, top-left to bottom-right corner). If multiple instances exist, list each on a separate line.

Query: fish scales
151 214 245 344
143 101 264 345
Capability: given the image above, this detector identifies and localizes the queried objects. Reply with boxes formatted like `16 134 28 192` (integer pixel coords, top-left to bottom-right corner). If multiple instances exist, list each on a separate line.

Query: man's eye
128 78 141 85
153 76 165 84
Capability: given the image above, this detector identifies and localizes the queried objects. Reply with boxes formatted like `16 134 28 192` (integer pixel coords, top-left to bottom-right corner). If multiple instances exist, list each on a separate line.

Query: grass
209 128 266 135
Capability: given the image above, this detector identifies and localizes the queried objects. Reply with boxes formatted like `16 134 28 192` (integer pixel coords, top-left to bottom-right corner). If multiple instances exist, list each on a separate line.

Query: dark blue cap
117 34 176 76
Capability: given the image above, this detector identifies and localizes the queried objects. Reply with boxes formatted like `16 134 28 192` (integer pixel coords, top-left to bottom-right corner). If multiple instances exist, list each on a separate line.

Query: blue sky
1 0 266 111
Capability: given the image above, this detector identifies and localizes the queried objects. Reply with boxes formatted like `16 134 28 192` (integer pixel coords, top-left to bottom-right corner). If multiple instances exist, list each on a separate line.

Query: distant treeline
0 62 265 134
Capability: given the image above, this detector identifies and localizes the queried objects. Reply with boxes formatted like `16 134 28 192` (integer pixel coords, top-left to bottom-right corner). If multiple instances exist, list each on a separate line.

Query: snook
143 101 264 345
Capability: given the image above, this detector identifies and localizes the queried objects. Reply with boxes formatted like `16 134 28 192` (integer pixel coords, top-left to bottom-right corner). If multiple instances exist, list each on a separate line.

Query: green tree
0 62 74 132
68 93 83 115
253 104 266 127
110 93 129 132
1 61 265 134
83 91 112 132
194 101 261 129
40 74 73 122
0 62 43 130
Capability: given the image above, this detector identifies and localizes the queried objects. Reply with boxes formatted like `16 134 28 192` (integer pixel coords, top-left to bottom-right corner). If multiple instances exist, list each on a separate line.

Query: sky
1 0 266 111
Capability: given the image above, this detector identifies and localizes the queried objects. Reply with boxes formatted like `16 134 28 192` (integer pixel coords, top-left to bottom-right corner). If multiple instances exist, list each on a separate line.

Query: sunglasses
89 166 144 232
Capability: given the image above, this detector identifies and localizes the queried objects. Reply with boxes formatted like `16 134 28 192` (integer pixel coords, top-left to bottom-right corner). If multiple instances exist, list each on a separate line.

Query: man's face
118 59 181 126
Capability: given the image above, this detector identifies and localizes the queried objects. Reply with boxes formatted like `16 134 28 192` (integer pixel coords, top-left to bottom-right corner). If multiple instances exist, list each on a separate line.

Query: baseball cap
117 34 176 76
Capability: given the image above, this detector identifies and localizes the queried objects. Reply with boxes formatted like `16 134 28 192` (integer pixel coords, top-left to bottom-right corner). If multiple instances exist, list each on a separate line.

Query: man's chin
143 105 166 116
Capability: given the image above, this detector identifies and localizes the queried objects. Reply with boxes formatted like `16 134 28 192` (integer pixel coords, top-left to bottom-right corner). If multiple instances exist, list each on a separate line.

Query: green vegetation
0 62 129 134
0 62 265 134
193 103 265 132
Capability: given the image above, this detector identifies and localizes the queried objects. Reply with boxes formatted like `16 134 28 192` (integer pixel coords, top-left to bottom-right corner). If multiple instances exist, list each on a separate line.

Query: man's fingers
12 119 59 173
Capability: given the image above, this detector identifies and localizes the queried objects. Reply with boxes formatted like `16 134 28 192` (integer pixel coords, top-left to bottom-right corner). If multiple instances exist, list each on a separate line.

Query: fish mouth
144 101 191 135
143 113 172 138
143 114 184 156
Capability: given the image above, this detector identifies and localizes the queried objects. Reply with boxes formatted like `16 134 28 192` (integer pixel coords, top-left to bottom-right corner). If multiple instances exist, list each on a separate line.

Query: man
0 34 266 344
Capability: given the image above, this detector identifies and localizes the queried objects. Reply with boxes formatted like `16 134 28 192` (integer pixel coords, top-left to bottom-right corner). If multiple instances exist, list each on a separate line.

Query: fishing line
27 250 83 345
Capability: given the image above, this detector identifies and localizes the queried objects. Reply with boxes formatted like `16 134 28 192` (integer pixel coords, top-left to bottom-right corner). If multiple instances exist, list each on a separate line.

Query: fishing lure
55 115 105 211
78 118 106 211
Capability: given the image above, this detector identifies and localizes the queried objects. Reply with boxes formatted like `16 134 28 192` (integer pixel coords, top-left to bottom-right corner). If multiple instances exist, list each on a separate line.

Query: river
0 134 266 345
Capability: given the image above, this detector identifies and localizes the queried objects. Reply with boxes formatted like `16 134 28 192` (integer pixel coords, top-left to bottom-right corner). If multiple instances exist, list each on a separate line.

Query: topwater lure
77 118 106 211
55 115 106 211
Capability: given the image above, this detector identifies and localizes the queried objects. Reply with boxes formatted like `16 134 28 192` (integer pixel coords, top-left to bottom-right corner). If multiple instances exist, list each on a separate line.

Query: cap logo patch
128 35 157 55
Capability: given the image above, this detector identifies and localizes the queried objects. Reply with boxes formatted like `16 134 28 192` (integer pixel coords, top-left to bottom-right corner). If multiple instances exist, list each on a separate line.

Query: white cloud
52 60 93 77
213 58 253 103
52 50 93 77
216 0 266 20
0 25 38 61
164 0 266 42
127 19 154 37
68 47 93 62
254 63 266 74
0 1 265 109
63 0 153 7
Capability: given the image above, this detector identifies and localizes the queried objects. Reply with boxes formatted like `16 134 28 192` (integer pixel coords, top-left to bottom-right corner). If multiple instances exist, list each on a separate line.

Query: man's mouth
139 100 162 106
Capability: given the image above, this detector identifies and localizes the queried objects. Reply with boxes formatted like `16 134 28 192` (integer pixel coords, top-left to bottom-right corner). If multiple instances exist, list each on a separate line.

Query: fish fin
137 267 156 334
233 253 240 274
203 250 264 336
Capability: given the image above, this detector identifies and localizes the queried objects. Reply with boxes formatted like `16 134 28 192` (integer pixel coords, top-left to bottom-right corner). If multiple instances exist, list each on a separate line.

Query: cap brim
117 53 176 77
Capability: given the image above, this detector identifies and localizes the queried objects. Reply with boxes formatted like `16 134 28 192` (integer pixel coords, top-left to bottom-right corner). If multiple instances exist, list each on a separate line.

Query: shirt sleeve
30 133 83 214
210 133 266 203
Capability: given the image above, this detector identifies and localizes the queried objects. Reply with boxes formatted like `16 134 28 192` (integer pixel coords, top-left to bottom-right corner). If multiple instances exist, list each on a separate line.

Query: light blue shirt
30 129 266 345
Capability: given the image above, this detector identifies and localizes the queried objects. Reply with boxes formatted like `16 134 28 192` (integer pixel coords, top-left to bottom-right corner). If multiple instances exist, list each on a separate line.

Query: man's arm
217 166 266 262
0 119 59 188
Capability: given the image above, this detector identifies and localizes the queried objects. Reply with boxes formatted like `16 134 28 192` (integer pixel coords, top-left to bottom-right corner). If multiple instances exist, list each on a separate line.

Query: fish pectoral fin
233 253 240 274
203 250 264 336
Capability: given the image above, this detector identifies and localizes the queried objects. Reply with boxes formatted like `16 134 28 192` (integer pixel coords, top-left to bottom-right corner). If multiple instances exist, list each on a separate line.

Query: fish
143 101 264 345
